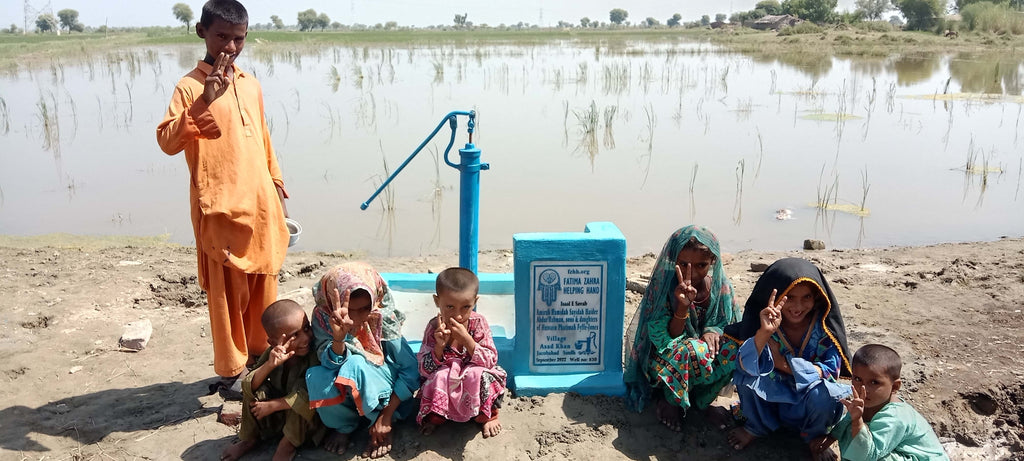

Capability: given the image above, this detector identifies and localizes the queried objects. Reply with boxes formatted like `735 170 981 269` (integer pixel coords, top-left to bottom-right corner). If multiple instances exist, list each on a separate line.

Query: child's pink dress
417 312 507 424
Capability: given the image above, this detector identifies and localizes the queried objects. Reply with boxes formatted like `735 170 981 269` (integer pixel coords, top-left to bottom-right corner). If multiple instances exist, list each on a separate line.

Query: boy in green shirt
813 344 949 461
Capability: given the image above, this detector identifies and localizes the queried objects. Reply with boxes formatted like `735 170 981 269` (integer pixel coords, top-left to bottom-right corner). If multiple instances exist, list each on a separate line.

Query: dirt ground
1 235 1022 460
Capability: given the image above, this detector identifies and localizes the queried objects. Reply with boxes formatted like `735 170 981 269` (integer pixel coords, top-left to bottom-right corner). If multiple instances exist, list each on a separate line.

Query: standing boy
156 0 289 395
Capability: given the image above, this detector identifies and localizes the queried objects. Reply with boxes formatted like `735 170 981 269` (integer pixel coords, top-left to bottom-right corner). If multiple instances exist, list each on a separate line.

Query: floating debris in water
775 208 793 220
800 112 863 121
807 202 871 217
902 93 1024 103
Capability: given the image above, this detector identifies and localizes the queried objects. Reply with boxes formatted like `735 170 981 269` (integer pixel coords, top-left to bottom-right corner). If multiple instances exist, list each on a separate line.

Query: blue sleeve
791 342 850 398
736 338 775 377
317 337 350 371
385 337 420 402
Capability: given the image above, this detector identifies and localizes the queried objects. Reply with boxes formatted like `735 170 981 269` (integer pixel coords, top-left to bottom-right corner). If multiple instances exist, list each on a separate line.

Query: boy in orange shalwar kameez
156 0 290 397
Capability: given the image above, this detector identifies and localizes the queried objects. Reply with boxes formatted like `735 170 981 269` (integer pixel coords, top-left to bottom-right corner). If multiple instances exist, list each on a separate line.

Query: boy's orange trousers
202 253 276 378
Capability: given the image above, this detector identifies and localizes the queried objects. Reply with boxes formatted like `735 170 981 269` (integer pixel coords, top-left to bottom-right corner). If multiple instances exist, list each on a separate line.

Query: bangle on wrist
673 309 690 320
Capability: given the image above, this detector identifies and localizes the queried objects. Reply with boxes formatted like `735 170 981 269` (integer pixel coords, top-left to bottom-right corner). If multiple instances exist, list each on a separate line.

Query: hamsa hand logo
538 269 560 307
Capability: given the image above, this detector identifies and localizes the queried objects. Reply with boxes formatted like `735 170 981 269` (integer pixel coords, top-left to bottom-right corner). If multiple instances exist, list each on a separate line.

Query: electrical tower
24 0 55 35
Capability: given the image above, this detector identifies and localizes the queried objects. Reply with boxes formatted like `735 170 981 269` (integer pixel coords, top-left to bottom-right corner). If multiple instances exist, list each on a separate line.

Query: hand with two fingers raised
202 52 233 104
841 383 867 437
432 314 452 361
673 264 698 317
267 334 296 369
753 289 787 355
327 287 355 356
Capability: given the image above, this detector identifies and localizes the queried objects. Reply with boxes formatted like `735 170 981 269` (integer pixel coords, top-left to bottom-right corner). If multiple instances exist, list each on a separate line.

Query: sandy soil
1 235 1022 460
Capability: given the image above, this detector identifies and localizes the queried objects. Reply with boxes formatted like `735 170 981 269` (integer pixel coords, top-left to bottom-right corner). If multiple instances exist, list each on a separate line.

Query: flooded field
0 37 1021 256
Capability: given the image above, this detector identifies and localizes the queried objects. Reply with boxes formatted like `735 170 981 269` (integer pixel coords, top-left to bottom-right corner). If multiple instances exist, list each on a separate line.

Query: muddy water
0 41 1021 257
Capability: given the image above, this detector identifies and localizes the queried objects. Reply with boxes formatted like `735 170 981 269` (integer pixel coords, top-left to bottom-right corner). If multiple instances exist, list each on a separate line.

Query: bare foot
220 439 257 461
363 432 392 459
322 431 351 455
704 405 734 430
420 420 440 436
727 427 757 450
656 398 684 432
481 417 502 438
271 437 297 461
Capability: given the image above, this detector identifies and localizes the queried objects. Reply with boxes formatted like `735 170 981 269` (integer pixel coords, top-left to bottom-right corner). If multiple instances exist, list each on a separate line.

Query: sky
3 0 860 29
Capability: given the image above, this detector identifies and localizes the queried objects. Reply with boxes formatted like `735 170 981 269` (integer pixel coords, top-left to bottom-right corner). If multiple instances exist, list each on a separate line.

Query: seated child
812 344 949 460
723 258 853 461
417 267 507 438
221 299 325 461
304 263 420 459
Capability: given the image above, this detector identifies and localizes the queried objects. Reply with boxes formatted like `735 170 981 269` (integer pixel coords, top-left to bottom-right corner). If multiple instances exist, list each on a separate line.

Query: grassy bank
2 26 1024 70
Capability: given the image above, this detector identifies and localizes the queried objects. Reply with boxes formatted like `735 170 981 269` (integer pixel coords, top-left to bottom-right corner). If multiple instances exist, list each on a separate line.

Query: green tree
715 13 728 22
172 3 194 32
580 17 591 27
955 0 1005 10
7 23 20 34
454 13 468 27
385 21 398 29
781 0 839 22
892 0 945 29
757 0 784 14
856 0 892 19
701 14 711 25
57 9 78 33
35 14 56 33
609 8 629 24
270 15 284 29
645 17 660 26
668 13 683 26
317 12 330 30
297 9 317 31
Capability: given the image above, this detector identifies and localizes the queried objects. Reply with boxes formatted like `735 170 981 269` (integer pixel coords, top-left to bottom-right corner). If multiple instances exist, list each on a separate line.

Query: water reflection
949 54 1024 95
891 54 941 86
749 52 833 80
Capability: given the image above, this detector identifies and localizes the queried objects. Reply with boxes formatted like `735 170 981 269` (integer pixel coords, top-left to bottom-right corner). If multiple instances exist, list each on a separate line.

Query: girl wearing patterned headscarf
305 262 419 459
624 225 742 431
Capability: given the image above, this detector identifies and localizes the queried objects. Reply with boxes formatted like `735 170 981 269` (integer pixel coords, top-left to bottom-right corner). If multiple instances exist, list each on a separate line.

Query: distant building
750 14 803 31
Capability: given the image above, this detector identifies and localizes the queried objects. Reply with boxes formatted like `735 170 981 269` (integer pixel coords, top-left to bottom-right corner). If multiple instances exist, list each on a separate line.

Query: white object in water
775 208 793 220
285 218 302 247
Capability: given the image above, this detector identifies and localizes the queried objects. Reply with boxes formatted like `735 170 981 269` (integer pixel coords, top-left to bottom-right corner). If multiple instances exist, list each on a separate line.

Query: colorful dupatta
623 225 740 412
310 262 405 367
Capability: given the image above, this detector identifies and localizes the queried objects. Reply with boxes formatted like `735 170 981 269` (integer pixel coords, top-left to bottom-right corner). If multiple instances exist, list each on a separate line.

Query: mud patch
148 272 203 308
943 382 1024 452
20 315 51 329
4 367 28 379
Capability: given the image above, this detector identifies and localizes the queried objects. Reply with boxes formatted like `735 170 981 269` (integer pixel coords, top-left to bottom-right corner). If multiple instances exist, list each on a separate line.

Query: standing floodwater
0 38 1021 255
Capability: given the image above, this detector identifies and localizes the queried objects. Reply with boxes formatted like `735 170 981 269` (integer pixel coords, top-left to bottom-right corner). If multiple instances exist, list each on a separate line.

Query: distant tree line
12 2 1024 36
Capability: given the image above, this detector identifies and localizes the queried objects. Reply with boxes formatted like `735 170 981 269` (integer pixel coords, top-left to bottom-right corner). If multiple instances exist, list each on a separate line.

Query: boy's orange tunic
156 60 289 377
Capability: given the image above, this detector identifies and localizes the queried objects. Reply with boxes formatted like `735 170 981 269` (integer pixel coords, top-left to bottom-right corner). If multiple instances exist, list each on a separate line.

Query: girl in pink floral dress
417 267 507 438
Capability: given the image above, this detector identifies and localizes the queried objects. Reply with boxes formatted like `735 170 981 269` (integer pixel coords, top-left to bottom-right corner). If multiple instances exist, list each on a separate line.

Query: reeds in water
373 141 397 255
0 96 9 135
37 91 60 157
603 105 618 149
733 159 745 225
